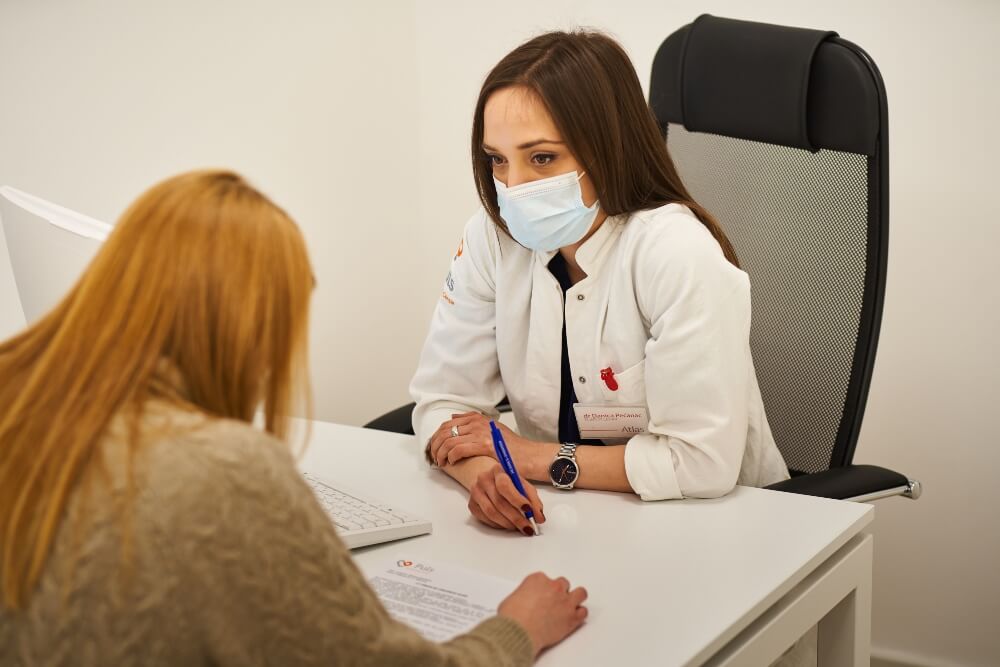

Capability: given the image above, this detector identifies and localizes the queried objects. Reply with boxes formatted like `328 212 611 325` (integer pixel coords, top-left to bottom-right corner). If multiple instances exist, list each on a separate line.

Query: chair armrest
765 464 920 501
363 402 416 435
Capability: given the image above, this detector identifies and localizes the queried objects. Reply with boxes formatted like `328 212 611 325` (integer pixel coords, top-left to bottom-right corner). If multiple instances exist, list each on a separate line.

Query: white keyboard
303 472 432 549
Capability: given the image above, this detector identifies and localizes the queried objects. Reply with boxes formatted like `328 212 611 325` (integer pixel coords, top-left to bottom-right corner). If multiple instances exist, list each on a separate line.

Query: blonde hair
0 170 314 609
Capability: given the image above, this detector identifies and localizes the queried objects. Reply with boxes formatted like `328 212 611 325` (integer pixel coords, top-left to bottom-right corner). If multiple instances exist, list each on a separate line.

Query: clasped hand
429 412 545 535
429 411 521 467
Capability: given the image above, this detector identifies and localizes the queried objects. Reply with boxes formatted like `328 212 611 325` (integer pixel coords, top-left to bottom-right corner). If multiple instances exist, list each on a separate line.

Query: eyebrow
482 139 565 152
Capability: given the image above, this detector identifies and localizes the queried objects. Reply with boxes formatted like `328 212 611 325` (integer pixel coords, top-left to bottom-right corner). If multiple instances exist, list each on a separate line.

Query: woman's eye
487 154 506 167
532 153 556 166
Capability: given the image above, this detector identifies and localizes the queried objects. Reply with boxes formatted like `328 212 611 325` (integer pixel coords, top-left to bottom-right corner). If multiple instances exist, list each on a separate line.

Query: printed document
362 556 515 641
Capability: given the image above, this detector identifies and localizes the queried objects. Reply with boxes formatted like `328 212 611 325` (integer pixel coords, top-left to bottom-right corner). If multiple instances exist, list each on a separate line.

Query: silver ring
450 425 460 438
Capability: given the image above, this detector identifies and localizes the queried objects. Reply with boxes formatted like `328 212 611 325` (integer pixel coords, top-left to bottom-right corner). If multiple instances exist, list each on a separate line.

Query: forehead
483 86 561 146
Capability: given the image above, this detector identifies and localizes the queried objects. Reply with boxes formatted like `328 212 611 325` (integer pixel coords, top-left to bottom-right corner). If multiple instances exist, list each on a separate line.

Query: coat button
578 376 586 383
577 294 585 301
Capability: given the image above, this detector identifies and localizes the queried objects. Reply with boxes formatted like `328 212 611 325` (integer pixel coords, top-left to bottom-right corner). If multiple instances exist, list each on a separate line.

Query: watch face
550 457 579 486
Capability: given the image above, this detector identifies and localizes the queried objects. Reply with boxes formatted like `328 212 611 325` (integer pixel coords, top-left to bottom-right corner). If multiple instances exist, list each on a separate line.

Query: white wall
0 0 425 424
1 1 998 664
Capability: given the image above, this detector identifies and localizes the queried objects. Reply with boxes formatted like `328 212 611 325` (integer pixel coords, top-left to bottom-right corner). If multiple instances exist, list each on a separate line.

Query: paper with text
362 556 516 642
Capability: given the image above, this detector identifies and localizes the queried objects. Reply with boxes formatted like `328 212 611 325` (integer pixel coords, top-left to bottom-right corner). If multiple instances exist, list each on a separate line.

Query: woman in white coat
410 30 790 537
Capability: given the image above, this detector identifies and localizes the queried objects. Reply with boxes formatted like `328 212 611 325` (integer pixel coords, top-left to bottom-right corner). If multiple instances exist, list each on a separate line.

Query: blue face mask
494 170 600 252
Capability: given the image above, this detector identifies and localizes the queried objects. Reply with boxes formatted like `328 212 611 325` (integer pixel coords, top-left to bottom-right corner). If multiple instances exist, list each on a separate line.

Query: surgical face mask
494 170 599 252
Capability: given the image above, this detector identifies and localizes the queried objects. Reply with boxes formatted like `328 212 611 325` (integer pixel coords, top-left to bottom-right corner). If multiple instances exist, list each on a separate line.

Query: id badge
572 404 649 439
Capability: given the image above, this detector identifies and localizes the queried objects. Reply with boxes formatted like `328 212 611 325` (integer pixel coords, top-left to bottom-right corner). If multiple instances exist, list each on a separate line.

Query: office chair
649 14 919 501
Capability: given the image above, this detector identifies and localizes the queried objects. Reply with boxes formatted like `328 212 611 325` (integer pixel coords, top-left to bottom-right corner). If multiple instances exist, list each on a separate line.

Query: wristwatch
549 443 580 490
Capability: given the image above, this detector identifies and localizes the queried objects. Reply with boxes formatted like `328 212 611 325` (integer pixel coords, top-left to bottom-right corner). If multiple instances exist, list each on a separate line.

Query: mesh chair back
650 16 888 473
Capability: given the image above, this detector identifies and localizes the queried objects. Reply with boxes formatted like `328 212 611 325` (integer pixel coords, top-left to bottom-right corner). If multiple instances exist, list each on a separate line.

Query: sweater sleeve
153 421 533 667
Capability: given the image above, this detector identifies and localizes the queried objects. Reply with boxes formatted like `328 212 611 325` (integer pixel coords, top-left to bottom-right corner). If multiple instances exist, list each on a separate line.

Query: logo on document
396 559 434 573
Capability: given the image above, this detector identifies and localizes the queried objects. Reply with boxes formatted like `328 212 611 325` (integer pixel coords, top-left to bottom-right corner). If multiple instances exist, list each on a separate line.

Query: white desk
298 421 874 666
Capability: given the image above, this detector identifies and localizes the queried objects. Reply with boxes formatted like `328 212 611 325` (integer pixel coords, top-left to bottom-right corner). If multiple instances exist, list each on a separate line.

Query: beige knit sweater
0 403 533 666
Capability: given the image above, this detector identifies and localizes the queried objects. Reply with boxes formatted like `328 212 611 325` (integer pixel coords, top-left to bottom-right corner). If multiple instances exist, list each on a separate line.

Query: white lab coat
410 203 790 500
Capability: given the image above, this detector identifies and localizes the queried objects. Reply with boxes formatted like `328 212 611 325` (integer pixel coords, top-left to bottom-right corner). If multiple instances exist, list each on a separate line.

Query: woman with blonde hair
0 170 585 665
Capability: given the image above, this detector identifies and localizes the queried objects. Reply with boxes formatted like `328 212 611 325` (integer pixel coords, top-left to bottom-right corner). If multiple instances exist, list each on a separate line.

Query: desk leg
817 533 872 666
703 533 874 667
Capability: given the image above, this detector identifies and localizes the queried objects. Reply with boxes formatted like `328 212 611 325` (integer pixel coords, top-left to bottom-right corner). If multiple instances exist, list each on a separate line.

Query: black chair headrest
651 15 883 155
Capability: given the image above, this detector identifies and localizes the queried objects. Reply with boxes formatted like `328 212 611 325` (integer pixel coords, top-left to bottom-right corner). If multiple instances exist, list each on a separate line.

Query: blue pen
489 421 541 536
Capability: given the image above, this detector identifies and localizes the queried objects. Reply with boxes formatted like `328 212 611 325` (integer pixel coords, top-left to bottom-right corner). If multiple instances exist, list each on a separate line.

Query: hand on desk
467 460 546 535
430 412 636 498
430 413 545 535
499 572 588 658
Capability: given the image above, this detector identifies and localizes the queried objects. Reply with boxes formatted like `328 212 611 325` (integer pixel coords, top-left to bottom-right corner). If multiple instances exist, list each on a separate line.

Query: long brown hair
471 29 739 266
0 170 314 609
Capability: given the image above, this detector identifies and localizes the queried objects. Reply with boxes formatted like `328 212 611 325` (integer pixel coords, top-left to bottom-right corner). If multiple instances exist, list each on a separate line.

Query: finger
569 586 588 606
435 436 462 467
468 498 504 529
446 442 490 466
526 571 547 584
575 606 589 621
433 418 476 464
521 479 546 523
428 425 452 462
433 436 451 466
468 489 506 529
493 472 533 515
480 498 519 531
436 417 485 447
472 508 504 530
473 483 519 530
553 577 570 593
501 480 543 529
483 478 530 532
453 415 502 438
484 479 529 530
437 435 488 466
